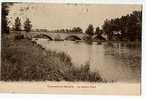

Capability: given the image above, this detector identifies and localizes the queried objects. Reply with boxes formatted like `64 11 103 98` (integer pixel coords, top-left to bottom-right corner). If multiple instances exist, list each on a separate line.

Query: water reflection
36 38 141 82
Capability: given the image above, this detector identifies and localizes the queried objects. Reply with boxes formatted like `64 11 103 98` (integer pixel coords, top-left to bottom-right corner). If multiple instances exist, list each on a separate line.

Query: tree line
102 11 142 41
12 17 82 33
84 10 142 41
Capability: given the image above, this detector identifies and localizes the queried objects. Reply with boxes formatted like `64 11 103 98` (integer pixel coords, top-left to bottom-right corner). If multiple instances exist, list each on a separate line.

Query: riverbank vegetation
1 34 102 81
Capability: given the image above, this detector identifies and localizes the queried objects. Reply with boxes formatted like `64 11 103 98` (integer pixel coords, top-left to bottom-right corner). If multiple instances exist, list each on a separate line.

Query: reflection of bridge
28 31 86 41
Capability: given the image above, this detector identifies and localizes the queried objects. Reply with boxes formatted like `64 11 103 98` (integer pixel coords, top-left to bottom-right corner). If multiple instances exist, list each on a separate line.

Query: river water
35 38 141 82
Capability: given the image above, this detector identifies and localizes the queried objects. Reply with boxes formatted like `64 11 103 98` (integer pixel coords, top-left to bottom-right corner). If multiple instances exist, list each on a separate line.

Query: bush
14 34 24 40
1 37 103 82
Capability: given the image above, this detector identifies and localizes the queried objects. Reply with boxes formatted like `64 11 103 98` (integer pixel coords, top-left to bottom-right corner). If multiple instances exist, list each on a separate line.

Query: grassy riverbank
1 34 102 82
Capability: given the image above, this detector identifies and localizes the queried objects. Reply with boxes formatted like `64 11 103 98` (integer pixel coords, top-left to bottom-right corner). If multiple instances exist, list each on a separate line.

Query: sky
8 3 142 32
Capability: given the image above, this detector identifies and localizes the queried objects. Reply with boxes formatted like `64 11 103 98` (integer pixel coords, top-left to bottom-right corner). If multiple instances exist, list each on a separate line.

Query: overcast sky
8 3 142 31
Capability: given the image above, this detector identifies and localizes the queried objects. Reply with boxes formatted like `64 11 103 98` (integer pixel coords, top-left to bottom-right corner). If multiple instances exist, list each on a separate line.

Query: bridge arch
65 35 81 41
33 34 53 40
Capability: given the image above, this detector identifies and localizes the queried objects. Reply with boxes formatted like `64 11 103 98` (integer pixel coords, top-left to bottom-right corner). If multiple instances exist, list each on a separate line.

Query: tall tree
14 17 21 31
126 14 138 41
76 27 83 33
24 18 32 32
85 24 94 36
132 11 142 41
1 3 13 34
102 19 113 40
95 27 100 35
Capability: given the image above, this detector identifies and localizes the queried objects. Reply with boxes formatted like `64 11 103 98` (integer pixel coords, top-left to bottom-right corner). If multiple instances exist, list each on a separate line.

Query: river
35 38 141 83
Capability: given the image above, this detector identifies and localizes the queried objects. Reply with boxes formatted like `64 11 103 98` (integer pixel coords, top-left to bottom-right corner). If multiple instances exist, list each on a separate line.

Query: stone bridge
20 31 107 41
28 31 86 41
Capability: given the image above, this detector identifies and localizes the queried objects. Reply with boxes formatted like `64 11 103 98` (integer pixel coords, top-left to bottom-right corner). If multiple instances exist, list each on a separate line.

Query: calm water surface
35 39 141 82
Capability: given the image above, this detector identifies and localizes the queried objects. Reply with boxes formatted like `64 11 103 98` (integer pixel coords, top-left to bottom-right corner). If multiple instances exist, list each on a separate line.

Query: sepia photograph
0 2 142 95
